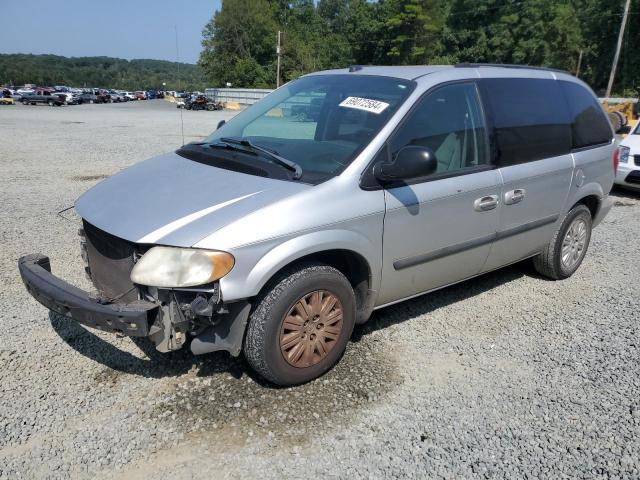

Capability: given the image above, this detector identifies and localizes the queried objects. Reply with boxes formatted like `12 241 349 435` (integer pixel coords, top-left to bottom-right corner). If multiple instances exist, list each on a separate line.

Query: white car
54 92 81 105
123 92 136 101
615 122 640 190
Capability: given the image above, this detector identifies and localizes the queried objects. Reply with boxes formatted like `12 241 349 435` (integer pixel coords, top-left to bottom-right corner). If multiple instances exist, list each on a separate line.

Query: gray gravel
1 100 639 479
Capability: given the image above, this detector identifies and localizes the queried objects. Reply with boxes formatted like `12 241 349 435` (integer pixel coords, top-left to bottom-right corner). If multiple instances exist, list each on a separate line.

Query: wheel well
264 249 373 324
573 195 600 218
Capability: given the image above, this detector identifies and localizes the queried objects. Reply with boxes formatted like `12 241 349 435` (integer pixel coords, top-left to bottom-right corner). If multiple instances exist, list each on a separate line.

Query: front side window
389 82 489 176
200 75 415 184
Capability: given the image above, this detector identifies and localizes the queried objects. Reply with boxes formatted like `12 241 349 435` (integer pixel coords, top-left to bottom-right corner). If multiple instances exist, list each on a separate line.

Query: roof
307 65 452 80
308 64 572 81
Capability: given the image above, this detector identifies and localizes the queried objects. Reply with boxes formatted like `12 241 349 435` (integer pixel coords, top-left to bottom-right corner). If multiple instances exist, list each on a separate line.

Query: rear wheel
244 263 355 386
533 204 592 280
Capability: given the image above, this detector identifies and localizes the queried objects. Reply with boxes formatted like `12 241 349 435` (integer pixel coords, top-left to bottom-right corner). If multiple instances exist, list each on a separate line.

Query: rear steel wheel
279 290 343 368
533 204 592 280
561 218 587 270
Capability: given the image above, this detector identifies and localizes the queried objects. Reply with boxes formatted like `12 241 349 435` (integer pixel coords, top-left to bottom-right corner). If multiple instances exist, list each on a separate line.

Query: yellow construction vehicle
600 98 639 134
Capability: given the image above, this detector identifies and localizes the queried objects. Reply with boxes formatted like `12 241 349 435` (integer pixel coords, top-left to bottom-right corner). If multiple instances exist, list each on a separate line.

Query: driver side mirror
374 145 438 184
217 120 226 130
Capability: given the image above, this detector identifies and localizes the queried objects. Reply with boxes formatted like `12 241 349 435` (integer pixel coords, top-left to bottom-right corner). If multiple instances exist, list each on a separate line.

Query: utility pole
276 30 282 88
606 0 631 98
575 50 583 78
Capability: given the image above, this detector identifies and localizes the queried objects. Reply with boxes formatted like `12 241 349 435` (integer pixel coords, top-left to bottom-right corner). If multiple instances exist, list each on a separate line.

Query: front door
378 82 501 306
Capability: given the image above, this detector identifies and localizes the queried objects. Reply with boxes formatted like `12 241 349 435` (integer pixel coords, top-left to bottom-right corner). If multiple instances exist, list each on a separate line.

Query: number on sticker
339 96 390 114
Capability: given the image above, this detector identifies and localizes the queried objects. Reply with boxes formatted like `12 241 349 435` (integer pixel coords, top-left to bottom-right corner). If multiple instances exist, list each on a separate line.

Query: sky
0 0 221 64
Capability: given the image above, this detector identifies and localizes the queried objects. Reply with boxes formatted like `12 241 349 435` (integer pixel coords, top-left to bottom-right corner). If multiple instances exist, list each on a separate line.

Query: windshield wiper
219 137 303 180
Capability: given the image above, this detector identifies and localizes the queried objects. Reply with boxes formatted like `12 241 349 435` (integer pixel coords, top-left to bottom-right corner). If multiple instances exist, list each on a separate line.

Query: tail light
614 145 630 175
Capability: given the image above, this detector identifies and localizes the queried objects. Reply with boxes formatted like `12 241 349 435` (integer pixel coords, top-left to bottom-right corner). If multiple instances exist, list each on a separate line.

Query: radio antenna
175 24 185 146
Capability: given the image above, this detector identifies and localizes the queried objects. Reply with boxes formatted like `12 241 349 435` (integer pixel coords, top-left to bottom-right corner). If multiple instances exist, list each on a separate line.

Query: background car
79 92 99 104
108 91 125 103
615 122 640 190
21 90 65 106
54 91 81 105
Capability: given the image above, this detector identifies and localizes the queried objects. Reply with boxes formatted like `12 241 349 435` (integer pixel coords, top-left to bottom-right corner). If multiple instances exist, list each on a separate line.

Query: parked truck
21 89 66 106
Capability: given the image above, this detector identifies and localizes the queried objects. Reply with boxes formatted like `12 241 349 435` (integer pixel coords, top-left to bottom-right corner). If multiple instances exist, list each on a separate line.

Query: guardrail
204 88 273 105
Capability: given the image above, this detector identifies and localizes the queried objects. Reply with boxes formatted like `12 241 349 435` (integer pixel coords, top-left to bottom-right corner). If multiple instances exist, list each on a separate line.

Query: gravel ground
1 100 639 479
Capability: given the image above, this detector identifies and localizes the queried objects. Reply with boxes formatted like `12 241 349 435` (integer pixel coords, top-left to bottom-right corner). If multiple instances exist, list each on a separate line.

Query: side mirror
374 145 438 183
216 120 226 130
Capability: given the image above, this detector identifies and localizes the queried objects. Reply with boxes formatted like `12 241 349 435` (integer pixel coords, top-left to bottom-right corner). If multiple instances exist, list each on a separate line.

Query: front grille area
81 220 138 303
634 155 640 167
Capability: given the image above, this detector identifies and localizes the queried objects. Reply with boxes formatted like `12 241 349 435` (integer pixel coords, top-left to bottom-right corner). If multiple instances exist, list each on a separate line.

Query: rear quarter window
559 81 613 149
481 78 572 166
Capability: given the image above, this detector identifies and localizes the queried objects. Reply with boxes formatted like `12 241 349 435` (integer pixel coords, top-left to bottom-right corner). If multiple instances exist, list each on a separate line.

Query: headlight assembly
130 246 234 288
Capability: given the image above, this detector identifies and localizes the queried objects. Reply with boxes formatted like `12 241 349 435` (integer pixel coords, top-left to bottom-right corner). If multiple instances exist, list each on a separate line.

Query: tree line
0 54 207 91
199 0 639 96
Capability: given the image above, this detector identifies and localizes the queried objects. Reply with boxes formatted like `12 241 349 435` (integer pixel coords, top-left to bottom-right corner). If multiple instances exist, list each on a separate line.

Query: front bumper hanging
19 254 159 336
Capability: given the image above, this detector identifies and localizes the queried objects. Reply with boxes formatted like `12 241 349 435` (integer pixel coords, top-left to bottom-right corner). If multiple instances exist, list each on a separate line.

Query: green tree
199 0 278 88
381 0 447 65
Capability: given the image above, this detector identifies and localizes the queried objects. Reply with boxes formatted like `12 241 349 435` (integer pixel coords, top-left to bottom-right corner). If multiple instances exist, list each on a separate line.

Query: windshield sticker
339 96 389 114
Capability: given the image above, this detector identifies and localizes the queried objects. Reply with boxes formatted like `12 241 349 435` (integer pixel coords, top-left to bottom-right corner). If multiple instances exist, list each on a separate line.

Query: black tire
22 99 28 105
608 111 622 132
533 204 592 280
244 263 356 386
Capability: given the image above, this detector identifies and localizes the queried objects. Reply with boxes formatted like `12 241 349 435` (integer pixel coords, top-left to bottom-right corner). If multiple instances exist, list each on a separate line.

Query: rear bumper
19 254 158 337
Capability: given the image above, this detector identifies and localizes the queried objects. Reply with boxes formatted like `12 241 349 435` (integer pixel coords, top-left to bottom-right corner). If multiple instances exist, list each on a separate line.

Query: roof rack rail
454 63 569 75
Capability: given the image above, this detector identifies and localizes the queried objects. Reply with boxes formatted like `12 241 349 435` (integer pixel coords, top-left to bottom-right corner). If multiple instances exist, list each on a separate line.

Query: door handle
474 195 499 212
504 189 526 205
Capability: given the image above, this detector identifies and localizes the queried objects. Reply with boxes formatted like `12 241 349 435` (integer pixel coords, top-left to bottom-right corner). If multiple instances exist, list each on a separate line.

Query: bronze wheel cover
279 290 344 368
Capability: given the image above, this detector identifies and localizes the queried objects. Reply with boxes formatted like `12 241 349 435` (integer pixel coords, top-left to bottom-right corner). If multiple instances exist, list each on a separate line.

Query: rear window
559 81 612 149
481 78 572 166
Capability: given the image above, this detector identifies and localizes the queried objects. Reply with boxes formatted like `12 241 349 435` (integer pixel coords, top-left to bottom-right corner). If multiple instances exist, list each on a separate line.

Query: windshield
202 74 415 183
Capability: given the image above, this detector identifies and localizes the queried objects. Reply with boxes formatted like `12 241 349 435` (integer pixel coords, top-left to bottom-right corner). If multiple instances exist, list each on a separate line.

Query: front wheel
533 204 592 280
244 263 355 386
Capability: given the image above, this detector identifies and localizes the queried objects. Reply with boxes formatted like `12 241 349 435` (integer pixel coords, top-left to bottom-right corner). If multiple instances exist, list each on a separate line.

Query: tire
207 104 215 111
244 263 356 386
22 100 28 105
608 111 622 132
533 204 592 280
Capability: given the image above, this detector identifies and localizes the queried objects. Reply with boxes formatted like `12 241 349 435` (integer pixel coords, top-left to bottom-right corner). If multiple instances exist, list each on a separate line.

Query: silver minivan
20 64 615 385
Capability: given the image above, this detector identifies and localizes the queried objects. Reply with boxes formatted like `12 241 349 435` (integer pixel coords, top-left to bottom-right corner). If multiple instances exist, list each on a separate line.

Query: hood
621 133 640 154
75 151 310 247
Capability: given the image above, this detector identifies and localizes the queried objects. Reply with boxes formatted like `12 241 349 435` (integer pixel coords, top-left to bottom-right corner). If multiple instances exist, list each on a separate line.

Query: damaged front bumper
19 253 251 357
19 254 159 336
